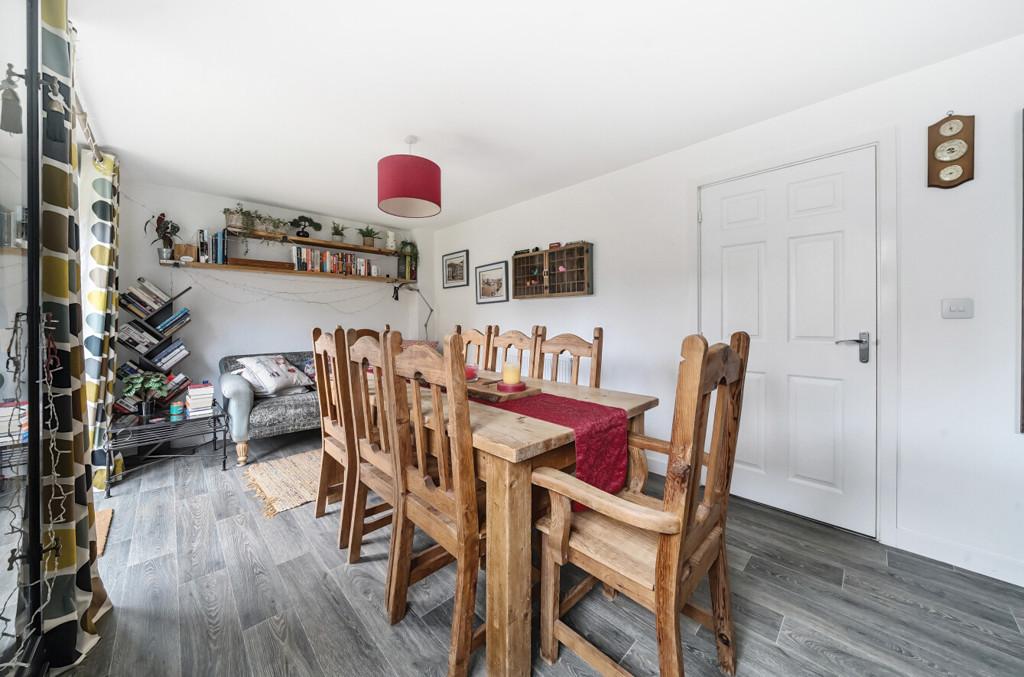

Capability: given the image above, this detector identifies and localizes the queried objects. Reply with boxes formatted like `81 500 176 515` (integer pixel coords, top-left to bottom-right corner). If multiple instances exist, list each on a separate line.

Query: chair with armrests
488 325 543 379
533 331 750 676
453 324 493 370
382 331 484 677
311 327 359 550
536 327 603 387
342 327 398 563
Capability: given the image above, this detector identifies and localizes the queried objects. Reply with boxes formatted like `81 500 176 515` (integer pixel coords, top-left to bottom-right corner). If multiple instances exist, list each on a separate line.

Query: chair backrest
489 325 542 379
536 327 603 387
312 326 356 453
345 328 390 472
453 324 492 370
382 331 480 539
658 332 750 573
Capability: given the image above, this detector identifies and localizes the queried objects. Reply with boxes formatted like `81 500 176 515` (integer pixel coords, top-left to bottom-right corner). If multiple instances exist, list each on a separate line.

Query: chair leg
336 461 356 551
655 588 684 677
708 542 737 675
539 534 561 665
315 448 333 518
385 505 414 625
448 544 481 677
347 481 368 562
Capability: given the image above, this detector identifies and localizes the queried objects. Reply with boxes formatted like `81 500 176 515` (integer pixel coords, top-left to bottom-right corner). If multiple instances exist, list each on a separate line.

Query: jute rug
96 508 113 557
243 448 321 517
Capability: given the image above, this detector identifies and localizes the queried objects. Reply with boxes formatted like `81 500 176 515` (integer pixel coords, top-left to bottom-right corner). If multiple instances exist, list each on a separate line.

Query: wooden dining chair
454 324 493 370
311 327 359 550
343 328 398 563
533 331 750 676
381 331 484 677
536 327 603 387
489 325 543 379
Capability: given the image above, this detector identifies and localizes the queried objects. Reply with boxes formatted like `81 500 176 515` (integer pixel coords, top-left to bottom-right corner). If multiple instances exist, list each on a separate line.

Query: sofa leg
236 441 249 466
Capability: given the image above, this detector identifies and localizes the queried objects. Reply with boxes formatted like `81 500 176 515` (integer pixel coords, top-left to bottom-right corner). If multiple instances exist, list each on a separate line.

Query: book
159 349 190 371
197 229 209 263
150 338 183 363
137 277 170 304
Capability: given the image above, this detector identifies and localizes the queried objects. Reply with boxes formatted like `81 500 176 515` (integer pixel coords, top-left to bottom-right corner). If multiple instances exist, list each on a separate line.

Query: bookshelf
224 226 401 257
160 259 413 283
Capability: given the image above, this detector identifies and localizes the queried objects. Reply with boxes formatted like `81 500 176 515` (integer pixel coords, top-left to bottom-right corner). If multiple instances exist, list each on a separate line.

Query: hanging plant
290 215 322 238
399 239 419 265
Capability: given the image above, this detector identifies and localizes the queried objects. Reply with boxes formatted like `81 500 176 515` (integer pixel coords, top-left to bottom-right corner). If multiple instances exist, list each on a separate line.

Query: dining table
456 370 659 676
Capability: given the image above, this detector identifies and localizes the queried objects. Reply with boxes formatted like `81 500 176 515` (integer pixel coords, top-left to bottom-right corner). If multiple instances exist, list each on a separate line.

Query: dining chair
533 331 750 676
489 325 543 379
311 326 359 550
381 331 484 677
454 324 493 370
342 327 398 563
536 326 603 387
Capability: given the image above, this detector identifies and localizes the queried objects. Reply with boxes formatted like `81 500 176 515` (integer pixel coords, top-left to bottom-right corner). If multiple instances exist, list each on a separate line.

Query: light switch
941 298 974 319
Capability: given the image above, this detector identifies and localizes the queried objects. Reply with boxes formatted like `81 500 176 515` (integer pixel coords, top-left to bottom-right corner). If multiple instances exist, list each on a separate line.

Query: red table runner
479 393 628 510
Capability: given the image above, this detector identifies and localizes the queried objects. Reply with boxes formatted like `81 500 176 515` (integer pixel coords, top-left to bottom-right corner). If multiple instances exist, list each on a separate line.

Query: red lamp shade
377 154 441 218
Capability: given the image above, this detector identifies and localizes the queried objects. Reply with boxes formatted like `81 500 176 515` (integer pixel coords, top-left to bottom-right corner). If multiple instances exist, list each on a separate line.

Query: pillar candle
502 361 521 385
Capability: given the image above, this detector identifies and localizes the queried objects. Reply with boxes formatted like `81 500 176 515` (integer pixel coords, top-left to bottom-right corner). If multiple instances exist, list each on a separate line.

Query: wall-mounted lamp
0 64 25 134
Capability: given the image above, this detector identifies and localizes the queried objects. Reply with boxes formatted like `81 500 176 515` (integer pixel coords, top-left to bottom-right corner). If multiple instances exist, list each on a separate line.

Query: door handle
835 331 870 363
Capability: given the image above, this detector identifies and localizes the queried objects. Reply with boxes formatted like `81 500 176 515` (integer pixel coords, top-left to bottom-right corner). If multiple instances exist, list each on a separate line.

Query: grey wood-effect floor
72 431 1024 677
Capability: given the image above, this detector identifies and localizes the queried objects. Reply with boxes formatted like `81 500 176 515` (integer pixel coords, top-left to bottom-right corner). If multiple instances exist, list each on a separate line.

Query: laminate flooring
71 431 1024 676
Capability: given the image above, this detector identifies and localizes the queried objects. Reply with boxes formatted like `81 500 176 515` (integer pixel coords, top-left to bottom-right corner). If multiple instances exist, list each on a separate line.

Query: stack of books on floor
150 338 190 372
0 401 28 446
119 278 171 318
119 321 163 354
185 383 215 419
155 307 190 335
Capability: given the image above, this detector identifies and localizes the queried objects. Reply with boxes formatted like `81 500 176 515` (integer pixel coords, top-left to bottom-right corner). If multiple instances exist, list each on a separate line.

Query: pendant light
378 135 441 218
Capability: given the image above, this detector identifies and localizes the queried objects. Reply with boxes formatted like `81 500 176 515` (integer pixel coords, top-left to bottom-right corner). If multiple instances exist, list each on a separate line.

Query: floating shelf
160 259 412 284
224 227 400 257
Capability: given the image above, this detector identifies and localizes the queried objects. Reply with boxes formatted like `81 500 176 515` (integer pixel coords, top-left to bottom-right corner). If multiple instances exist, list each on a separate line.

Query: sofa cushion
248 390 321 439
220 351 313 377
234 355 313 397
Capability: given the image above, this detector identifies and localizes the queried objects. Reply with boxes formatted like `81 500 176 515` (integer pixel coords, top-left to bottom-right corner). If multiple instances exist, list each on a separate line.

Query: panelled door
699 147 877 536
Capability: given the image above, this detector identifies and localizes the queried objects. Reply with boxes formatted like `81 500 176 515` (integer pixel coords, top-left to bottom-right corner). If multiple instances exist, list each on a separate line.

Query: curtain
80 153 120 491
39 0 110 669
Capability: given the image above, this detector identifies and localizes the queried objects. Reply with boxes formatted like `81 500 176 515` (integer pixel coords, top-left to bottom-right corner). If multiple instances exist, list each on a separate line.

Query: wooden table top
455 371 658 463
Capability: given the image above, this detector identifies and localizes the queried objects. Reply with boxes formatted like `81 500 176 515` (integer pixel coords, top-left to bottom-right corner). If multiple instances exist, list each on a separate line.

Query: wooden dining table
460 370 659 676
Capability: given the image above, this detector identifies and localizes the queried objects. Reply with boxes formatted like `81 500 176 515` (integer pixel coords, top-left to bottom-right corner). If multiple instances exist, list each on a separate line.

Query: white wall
429 35 1024 585
118 181 427 394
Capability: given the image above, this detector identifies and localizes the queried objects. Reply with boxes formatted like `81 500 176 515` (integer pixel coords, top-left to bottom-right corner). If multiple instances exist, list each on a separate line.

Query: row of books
195 228 231 264
293 247 380 277
155 307 191 334
186 383 215 419
0 401 28 446
120 277 171 318
119 321 163 354
398 254 417 281
151 338 190 371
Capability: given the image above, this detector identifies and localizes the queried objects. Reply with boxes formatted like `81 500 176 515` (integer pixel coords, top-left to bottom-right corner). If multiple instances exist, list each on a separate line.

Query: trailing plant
222 202 288 231
144 213 181 249
331 222 346 237
399 239 419 264
122 371 170 402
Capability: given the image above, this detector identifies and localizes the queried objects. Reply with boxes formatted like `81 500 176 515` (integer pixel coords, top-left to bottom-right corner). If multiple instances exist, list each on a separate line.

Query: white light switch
941 298 974 319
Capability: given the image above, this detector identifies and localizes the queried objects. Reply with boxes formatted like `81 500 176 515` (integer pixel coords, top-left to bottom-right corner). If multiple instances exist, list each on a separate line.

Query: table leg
485 454 534 677
627 413 648 493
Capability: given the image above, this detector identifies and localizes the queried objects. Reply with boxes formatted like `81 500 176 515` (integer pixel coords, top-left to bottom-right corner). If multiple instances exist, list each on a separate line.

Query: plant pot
225 213 243 228
363 237 375 247
138 400 153 423
294 227 310 238
331 235 345 242
157 247 174 261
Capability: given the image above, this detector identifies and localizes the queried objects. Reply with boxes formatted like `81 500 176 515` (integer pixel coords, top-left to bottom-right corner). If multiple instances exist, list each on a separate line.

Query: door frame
692 129 899 543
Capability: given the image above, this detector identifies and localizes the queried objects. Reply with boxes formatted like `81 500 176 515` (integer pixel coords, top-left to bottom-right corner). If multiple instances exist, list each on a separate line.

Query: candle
502 361 521 385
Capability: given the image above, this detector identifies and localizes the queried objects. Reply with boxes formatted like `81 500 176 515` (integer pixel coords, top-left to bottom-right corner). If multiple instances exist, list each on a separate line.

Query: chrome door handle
835 331 870 363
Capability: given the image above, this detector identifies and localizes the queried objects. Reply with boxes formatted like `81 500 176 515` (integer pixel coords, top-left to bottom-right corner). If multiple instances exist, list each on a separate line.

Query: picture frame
442 249 470 288
475 260 509 304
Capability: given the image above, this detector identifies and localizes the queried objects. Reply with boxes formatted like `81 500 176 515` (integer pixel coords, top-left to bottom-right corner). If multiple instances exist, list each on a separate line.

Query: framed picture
475 260 509 304
442 249 469 288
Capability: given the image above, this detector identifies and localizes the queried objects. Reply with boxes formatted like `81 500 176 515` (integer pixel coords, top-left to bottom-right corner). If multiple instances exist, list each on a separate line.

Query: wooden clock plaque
928 114 974 189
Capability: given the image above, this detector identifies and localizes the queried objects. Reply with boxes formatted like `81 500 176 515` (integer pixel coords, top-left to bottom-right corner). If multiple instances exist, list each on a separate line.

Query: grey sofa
219 351 320 465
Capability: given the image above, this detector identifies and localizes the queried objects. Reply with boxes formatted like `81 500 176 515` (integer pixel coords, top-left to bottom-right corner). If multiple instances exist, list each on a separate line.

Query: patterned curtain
80 154 121 491
39 0 110 669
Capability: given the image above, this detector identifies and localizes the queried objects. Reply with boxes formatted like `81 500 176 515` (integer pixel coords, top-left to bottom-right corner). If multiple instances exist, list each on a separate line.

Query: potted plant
145 213 181 261
290 215 322 239
358 226 381 247
399 239 419 280
122 371 170 422
223 203 289 253
330 221 346 242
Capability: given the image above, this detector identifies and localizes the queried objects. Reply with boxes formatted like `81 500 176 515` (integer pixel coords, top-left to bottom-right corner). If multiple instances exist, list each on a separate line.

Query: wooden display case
512 242 592 299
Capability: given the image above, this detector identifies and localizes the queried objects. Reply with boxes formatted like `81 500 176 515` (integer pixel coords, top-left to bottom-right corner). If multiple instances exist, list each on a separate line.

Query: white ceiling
71 1 1024 228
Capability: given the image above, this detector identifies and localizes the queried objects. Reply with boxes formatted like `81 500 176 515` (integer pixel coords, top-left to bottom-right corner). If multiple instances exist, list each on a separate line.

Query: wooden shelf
160 259 412 284
0 247 27 256
224 227 399 257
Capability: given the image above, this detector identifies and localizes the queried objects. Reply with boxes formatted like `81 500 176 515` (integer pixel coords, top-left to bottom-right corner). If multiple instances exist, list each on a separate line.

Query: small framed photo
442 249 469 288
475 260 509 304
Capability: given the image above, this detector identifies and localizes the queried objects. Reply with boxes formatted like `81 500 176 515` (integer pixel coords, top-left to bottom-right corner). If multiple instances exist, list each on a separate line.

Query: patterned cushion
220 351 312 376
247 390 321 439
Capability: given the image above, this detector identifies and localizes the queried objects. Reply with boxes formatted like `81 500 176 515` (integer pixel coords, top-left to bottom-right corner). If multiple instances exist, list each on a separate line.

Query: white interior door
699 147 877 536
